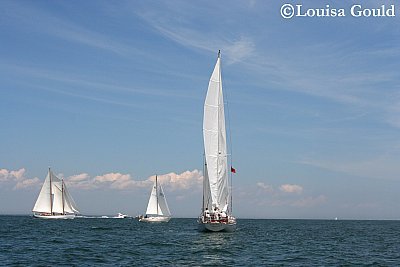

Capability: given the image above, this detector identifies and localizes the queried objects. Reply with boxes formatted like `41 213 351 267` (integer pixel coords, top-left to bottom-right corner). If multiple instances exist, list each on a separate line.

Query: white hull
139 216 170 223
198 221 236 232
114 213 128 219
33 213 75 219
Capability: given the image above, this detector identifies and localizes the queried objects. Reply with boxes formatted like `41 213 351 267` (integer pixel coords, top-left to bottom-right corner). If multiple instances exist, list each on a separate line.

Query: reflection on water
191 231 236 265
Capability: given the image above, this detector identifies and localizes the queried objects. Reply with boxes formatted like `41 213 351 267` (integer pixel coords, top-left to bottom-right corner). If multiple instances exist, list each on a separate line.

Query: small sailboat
198 51 237 232
138 175 171 222
32 168 79 219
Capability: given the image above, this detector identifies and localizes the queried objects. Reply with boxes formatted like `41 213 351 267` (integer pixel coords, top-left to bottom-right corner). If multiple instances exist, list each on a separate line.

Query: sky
1 0 399 219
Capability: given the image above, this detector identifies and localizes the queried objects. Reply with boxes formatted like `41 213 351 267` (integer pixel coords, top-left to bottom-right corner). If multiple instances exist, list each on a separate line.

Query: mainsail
203 51 229 212
145 176 171 217
32 169 79 215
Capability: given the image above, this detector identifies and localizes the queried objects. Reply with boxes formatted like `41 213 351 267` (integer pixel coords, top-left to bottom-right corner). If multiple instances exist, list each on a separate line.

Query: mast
202 153 205 212
62 179 65 215
156 175 159 215
49 167 53 215
216 50 221 209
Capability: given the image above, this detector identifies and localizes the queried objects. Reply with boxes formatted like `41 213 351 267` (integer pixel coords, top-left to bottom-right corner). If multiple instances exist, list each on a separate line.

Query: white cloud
0 169 10 182
0 168 26 181
280 184 303 194
69 173 90 182
155 169 203 190
65 172 147 190
256 182 274 193
1 167 203 192
0 168 40 189
94 173 147 190
65 169 202 191
14 177 41 190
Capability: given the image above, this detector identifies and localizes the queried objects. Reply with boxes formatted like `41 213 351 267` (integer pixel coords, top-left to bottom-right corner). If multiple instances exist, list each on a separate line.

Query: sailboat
32 168 79 219
198 50 237 232
138 175 171 222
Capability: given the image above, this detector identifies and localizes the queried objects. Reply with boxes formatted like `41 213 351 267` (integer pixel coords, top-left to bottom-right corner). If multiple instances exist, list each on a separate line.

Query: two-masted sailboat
138 175 171 222
198 51 237 232
32 168 79 219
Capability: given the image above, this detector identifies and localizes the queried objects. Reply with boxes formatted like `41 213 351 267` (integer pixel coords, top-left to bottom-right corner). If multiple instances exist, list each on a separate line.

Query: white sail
32 171 52 213
63 184 80 213
145 182 159 215
203 53 229 211
145 178 171 217
51 176 64 214
32 169 79 216
158 184 171 217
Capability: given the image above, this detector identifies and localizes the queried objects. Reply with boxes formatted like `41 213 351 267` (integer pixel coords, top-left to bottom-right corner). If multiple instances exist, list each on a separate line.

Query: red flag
231 167 236 173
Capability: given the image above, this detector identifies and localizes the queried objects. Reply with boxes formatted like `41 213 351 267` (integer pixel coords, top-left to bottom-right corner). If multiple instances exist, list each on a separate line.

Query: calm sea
1 216 399 266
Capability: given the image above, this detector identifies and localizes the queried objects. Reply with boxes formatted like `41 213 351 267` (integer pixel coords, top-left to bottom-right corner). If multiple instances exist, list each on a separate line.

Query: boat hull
139 216 170 223
33 214 75 219
198 221 236 232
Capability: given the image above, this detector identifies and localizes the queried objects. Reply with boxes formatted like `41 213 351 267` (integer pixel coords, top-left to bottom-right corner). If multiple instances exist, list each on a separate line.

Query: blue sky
1 0 399 219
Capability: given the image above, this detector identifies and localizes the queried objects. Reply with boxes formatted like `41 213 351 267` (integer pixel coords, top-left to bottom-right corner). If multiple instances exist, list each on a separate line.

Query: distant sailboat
198 50 237 232
32 168 79 219
139 175 171 222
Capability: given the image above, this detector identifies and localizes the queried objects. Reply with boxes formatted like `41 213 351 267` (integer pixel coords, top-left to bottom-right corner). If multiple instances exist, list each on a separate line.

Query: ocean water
1 216 400 266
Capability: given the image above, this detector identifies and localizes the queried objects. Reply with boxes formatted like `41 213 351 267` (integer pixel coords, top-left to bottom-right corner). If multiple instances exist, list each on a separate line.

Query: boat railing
201 213 231 224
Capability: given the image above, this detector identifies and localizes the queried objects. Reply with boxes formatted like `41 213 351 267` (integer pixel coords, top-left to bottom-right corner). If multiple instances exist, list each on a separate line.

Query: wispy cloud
132 1 400 132
297 152 400 181
257 182 303 194
248 182 327 208
256 182 274 193
3 2 141 57
134 3 256 64
0 63 201 109
280 184 303 194
253 181 322 208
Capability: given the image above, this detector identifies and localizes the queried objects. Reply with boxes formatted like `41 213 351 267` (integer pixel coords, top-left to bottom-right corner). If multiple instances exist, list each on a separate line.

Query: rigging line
49 167 53 215
224 72 234 214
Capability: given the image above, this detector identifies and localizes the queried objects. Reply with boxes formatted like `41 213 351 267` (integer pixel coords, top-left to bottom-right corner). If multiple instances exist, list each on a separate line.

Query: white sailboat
139 175 171 222
198 50 237 232
32 168 79 219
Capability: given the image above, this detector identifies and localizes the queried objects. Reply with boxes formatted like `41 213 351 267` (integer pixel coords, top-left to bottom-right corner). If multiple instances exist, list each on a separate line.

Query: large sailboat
32 168 79 219
138 175 171 222
198 51 237 232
